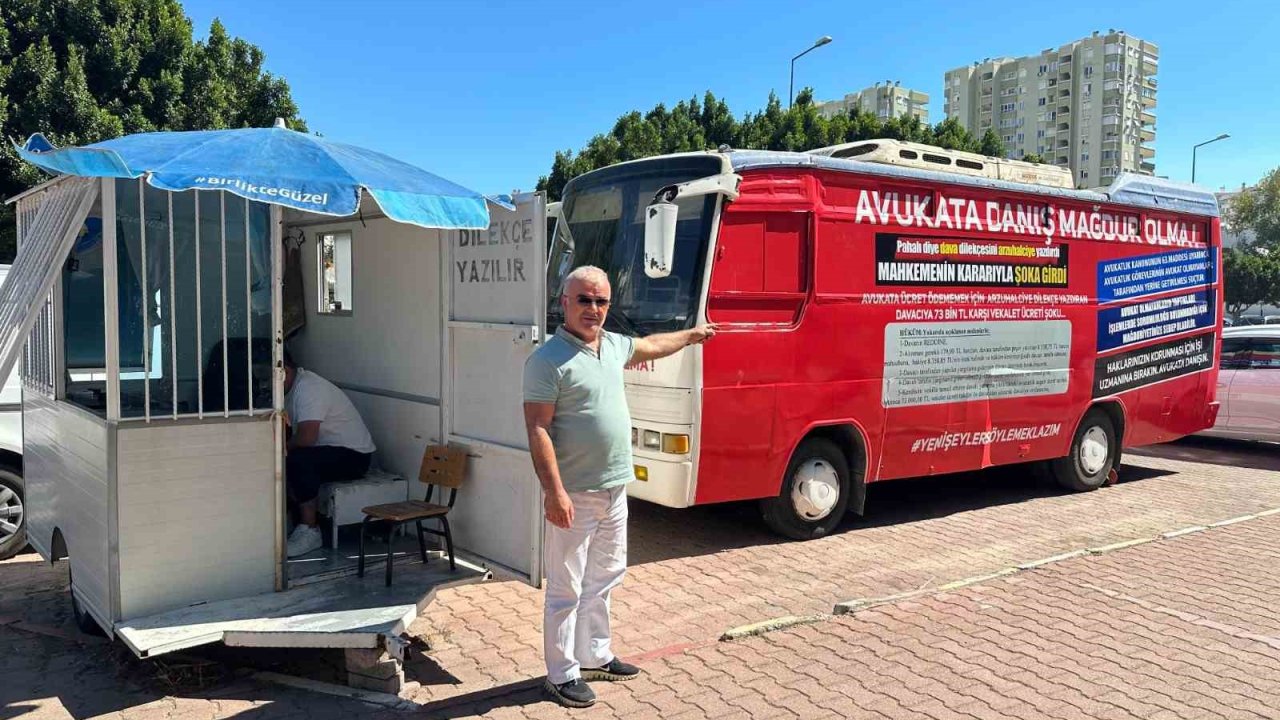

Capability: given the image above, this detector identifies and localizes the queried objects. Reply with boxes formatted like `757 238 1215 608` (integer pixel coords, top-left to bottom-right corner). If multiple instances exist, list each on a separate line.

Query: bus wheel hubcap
1080 427 1109 476
792 459 840 521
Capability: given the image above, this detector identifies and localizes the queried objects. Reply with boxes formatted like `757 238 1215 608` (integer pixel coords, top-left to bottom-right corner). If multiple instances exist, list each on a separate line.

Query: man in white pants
523 265 716 708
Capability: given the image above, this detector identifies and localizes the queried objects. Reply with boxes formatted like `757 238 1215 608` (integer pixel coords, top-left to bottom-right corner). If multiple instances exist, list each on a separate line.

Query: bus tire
0 464 25 561
1050 409 1117 492
761 438 850 540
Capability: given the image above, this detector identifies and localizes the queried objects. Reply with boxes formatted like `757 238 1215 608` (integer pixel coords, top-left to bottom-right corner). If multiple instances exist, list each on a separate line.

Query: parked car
1199 326 1280 443
0 264 24 561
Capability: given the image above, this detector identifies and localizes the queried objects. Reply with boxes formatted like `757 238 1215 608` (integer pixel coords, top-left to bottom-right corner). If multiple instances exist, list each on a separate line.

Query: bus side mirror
644 202 678 278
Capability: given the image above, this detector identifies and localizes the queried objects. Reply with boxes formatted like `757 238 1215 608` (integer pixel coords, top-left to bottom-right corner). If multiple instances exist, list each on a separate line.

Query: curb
720 614 831 641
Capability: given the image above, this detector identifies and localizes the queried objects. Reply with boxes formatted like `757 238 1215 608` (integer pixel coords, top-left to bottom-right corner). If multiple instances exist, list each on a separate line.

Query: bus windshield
547 155 723 335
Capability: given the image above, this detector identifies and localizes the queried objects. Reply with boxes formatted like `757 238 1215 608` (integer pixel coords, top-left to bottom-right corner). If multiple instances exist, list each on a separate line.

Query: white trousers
543 485 628 684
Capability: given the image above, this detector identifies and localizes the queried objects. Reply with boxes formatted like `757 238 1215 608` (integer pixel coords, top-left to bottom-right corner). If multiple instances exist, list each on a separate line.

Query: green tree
537 87 992 201
978 128 1006 157
0 1 306 261
1021 153 1048 164
1221 168 1280 317
1222 246 1280 317
1224 168 1280 254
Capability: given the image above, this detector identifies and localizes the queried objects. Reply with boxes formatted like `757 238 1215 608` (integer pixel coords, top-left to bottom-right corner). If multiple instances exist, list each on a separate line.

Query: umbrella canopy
15 120 507 229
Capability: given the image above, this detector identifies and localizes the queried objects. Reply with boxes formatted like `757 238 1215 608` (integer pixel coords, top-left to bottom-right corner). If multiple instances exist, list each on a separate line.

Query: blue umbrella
15 119 508 229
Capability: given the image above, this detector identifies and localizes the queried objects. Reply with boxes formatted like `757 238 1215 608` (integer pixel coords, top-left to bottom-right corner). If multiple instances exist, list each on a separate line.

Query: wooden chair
358 444 466 586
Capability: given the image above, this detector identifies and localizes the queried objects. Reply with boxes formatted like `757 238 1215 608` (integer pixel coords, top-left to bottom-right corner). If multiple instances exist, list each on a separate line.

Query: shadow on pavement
413 678 548 719
629 458 1178 567
1127 435 1280 472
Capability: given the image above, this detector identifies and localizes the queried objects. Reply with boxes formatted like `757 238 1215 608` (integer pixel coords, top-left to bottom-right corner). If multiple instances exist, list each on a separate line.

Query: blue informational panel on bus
1096 247 1216 304
1096 288 1217 353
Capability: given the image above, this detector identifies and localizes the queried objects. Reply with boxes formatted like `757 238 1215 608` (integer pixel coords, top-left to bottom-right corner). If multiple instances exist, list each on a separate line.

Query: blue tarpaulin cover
16 122 506 229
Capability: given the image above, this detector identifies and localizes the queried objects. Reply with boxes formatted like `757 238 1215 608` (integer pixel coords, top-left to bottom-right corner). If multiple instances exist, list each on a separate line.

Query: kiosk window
317 231 353 315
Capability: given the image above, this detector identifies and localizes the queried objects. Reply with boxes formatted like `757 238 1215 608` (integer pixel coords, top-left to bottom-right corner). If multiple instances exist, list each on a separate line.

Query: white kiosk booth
3 151 546 690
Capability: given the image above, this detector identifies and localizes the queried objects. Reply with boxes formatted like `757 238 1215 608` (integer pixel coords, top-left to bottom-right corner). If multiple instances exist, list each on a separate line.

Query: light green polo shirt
522 326 637 493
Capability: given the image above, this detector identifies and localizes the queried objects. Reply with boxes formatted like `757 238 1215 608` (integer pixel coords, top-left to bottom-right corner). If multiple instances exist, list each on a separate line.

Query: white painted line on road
1255 508 1280 518
1162 525 1208 539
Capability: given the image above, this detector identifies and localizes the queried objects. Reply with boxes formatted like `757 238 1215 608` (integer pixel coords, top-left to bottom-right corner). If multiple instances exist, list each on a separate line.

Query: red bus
546 139 1222 539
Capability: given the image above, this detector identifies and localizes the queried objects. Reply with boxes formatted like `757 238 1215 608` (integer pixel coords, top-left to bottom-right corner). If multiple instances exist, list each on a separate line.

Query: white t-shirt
285 368 376 454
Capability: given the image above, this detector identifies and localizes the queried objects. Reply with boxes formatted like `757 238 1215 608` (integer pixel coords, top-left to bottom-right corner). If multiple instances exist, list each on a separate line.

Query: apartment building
817 81 929 123
943 30 1158 187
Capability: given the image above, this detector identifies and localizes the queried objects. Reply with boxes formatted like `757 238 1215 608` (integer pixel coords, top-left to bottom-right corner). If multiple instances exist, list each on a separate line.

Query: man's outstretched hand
687 324 718 345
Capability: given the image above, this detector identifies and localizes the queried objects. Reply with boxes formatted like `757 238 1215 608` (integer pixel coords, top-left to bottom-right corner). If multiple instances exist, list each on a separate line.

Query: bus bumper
627 457 694 508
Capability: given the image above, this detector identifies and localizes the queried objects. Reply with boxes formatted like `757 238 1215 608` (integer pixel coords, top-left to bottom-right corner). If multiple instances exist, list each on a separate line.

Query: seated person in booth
283 351 377 557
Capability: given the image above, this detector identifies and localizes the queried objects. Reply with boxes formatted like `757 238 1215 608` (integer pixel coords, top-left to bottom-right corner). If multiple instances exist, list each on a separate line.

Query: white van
0 264 24 561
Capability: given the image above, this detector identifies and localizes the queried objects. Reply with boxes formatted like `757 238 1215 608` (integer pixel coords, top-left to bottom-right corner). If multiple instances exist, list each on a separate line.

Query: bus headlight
643 430 661 449
661 434 690 454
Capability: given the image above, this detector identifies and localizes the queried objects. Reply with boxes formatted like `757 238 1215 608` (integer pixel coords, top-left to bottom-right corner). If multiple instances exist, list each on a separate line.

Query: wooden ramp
116 558 488 658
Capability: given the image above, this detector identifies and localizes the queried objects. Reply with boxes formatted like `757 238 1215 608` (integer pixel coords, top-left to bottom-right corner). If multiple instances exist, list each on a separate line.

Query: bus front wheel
1050 409 1118 492
761 438 850 540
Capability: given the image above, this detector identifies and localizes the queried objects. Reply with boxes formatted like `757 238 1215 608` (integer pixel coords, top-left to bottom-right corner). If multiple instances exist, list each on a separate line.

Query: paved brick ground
420 509 1280 720
405 440 1280 704
2 436 1278 719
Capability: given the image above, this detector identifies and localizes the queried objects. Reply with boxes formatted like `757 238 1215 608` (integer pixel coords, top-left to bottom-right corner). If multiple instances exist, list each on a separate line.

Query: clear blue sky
183 0 1276 196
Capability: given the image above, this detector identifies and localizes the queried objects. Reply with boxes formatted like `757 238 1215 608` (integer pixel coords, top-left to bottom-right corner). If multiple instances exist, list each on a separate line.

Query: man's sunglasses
575 295 611 308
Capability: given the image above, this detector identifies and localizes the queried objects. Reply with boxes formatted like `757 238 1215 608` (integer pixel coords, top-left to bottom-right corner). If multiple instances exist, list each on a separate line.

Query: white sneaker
286 525 323 558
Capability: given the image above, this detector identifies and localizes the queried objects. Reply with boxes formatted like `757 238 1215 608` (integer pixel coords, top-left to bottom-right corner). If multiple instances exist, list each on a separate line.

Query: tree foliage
1222 246 1280 317
0 0 307 260
1222 167 1280 317
537 88 997 201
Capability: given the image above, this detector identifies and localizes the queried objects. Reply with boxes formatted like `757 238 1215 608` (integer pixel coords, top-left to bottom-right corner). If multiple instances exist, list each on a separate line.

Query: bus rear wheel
761 438 850 540
1050 409 1117 492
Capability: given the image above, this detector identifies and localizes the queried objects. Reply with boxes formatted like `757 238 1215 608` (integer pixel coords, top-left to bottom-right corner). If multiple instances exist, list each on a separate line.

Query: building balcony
1141 110 1156 125
1141 128 1155 143
1057 155 1070 165
1058 106 1072 116
1140 93 1156 108
1140 145 1155 159
1141 161 1156 174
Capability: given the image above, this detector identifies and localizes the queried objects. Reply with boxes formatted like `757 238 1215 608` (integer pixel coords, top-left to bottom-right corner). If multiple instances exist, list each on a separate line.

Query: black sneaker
544 678 596 708
581 657 641 682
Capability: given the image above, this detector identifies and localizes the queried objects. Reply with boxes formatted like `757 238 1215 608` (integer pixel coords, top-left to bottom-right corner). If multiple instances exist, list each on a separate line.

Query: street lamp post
1191 133 1229 183
789 35 833 108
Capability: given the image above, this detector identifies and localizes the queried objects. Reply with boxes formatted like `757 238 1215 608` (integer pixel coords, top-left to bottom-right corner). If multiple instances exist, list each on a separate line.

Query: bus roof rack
806 138 1077 190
